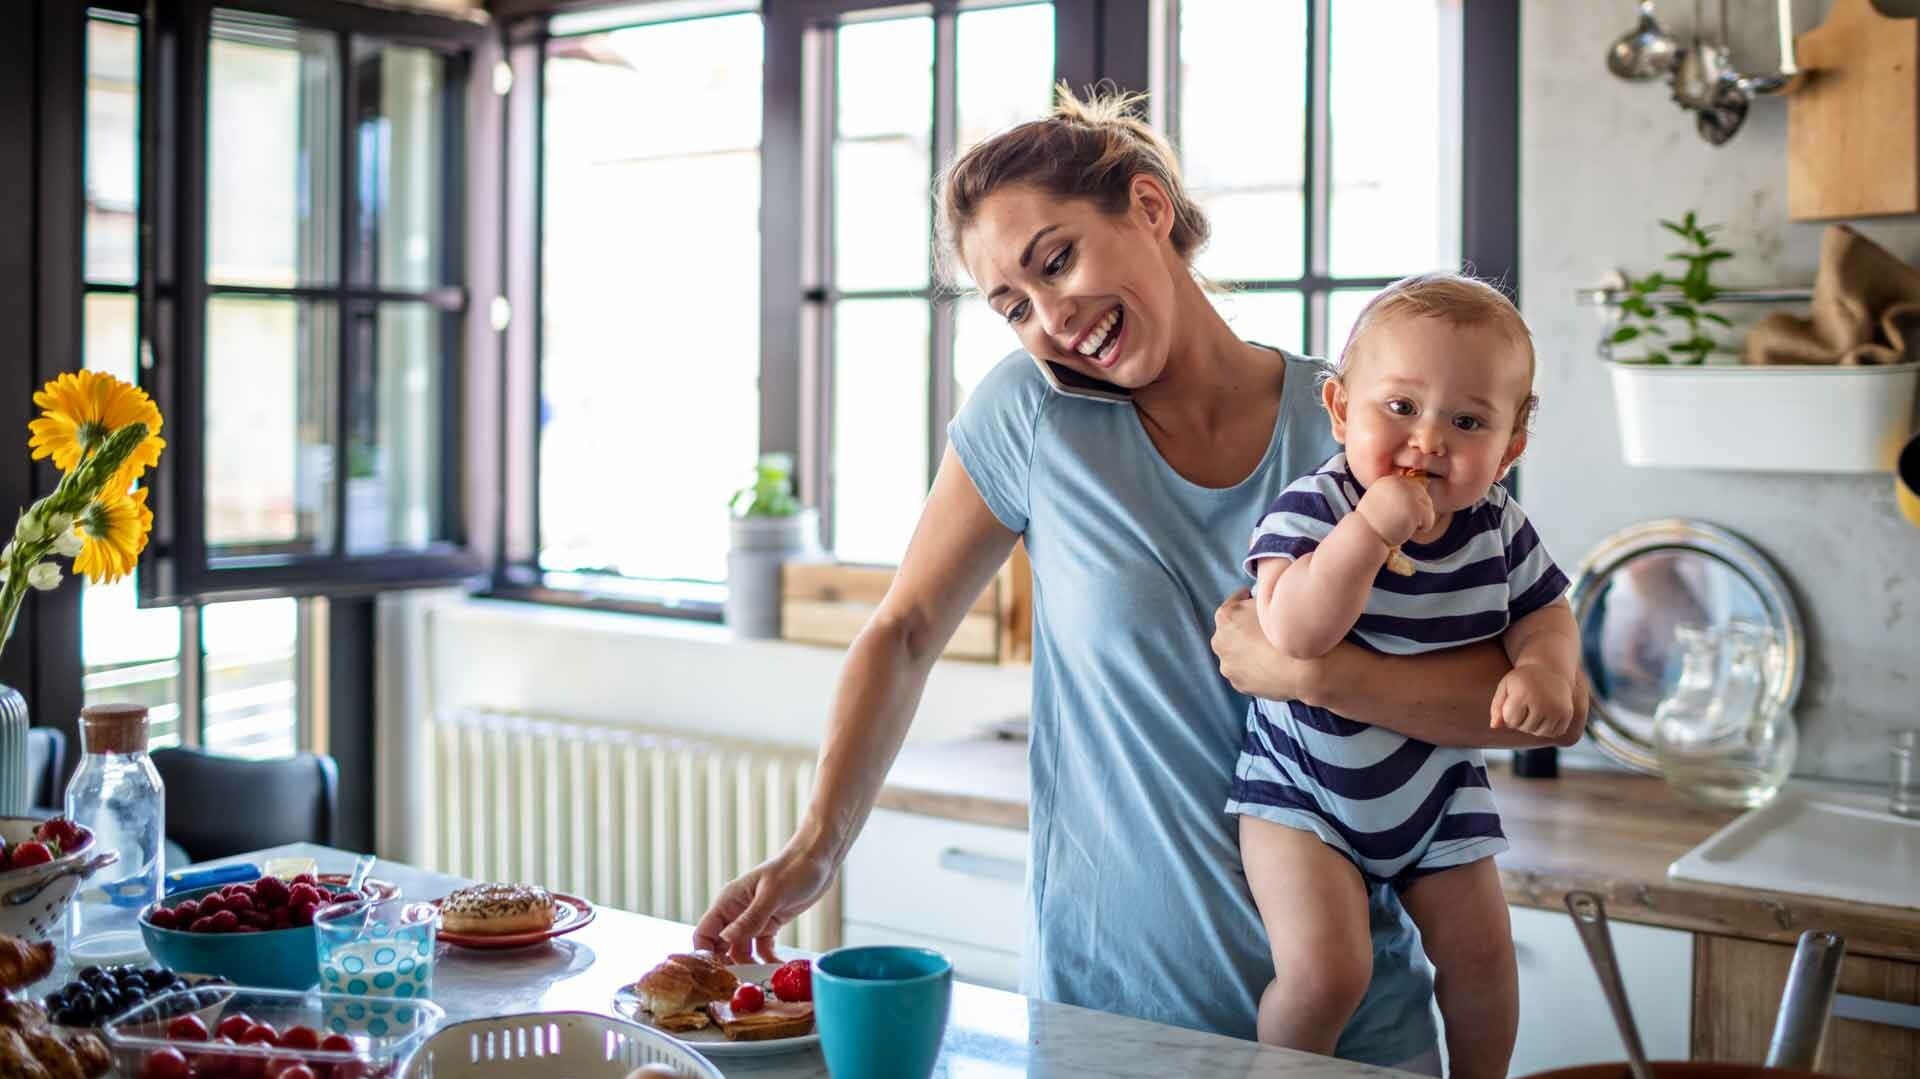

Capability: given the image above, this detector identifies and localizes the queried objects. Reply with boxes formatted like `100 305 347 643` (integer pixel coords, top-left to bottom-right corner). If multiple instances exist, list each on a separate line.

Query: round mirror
1569 520 1805 774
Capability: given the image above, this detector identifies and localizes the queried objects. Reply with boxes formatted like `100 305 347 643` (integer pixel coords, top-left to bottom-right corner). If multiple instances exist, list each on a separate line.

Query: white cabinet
842 809 1026 991
1502 905 1692 1076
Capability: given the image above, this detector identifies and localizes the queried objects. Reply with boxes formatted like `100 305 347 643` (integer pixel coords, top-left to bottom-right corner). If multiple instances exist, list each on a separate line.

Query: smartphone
1033 357 1132 403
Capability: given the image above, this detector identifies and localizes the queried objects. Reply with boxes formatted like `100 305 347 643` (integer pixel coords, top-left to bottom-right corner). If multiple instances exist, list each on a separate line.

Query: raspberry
289 900 319 927
245 910 275 930
291 873 318 887
254 876 291 908
770 959 812 1002
209 910 239 932
198 895 229 916
271 908 294 930
146 906 178 930
188 916 218 934
729 983 765 1013
171 900 199 923
287 883 322 908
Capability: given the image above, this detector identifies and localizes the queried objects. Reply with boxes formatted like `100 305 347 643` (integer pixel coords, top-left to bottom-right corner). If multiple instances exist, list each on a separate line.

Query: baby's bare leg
1398 858 1516 1079
1240 816 1374 1053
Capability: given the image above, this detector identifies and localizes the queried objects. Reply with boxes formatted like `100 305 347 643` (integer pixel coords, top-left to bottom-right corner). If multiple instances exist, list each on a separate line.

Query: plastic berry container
103 985 444 1079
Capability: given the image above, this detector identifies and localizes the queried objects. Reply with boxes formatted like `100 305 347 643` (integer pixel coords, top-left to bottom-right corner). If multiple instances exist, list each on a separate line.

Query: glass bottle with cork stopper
64 702 165 964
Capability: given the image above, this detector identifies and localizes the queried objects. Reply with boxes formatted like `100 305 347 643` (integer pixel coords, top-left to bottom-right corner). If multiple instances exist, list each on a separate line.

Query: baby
1227 274 1579 1078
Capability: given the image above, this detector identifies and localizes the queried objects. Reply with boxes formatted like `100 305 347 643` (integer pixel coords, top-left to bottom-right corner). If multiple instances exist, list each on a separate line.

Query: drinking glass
314 897 438 1000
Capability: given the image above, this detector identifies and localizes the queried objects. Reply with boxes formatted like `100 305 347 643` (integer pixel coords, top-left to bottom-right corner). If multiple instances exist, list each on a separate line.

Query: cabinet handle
1833 993 1920 1031
937 848 1024 883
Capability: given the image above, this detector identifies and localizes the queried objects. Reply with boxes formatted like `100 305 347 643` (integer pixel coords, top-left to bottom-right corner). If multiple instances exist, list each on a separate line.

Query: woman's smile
1071 304 1127 368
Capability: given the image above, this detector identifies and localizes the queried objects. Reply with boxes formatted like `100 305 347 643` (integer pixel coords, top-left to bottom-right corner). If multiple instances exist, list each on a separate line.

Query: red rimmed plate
430 892 595 950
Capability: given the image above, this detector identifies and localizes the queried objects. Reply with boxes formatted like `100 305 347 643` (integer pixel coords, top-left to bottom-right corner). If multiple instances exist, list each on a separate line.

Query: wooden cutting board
1790 0 1920 220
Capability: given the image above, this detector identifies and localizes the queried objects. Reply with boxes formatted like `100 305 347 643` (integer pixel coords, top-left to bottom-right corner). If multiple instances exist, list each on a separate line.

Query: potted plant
0 371 165 814
1597 214 1920 473
725 453 817 639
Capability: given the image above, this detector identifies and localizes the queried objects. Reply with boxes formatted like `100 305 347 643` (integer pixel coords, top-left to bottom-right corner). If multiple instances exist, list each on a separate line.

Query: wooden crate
780 543 1032 664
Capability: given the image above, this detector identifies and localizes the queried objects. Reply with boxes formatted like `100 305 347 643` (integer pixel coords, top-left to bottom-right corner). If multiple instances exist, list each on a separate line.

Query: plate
612 962 820 1058
429 892 596 950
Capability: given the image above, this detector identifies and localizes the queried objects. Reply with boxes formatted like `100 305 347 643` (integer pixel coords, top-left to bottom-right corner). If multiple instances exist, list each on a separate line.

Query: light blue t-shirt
947 348 1437 1065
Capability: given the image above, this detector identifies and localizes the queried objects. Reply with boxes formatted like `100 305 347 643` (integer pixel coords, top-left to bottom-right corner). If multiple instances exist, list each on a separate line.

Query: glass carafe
1652 620 1797 808
64 703 165 964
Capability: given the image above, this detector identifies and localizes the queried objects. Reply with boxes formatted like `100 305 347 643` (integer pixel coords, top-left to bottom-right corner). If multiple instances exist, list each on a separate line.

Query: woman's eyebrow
986 224 1061 305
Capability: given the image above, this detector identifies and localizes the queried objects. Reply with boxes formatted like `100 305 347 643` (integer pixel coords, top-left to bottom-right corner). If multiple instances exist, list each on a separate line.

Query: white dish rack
400 1012 723 1079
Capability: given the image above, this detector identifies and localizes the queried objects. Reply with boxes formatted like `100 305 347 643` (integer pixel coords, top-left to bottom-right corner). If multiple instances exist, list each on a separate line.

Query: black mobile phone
1033 357 1132 403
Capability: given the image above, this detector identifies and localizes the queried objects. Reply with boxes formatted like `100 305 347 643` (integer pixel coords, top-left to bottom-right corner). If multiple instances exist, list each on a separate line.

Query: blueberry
66 1004 93 1026
77 966 102 981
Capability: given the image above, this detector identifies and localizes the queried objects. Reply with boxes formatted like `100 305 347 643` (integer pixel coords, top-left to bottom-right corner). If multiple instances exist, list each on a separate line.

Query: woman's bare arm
694 446 1018 961
1213 591 1589 750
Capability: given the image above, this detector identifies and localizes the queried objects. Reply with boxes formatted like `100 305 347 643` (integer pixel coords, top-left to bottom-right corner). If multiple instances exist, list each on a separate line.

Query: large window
1161 0 1463 362
79 7 308 757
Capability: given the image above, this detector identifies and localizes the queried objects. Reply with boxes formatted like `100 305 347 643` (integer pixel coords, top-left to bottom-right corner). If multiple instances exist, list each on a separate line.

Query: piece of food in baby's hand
1382 468 1428 577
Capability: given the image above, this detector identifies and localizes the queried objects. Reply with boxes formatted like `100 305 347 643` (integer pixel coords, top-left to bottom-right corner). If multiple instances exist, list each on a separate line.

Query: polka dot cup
314 897 438 1004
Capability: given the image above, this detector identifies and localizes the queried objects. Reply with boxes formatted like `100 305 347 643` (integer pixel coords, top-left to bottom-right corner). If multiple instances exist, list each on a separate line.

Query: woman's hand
692 844 838 964
1212 589 1323 702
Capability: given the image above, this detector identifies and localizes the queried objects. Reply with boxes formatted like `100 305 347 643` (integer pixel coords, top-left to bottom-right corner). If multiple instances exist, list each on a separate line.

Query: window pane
345 303 443 554
205 297 337 551
1329 0 1461 276
956 4 1054 155
1328 286 1387 366
834 17 931 292
208 11 338 287
85 15 139 286
834 299 928 565
352 42 447 291
954 295 1011 411
1213 290 1306 358
201 598 299 760
82 580 182 750
1178 0 1306 282
540 14 762 585
82 293 138 382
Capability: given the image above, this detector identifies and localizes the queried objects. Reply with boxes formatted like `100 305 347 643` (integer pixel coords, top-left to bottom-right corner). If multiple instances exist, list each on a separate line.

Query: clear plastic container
64 703 165 965
104 985 445 1078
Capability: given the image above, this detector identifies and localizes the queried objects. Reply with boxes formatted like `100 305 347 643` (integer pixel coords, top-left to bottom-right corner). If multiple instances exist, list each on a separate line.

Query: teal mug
813 946 953 1079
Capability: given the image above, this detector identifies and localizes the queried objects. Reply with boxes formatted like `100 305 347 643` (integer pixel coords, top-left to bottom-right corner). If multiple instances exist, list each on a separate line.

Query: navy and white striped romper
1225 453 1571 889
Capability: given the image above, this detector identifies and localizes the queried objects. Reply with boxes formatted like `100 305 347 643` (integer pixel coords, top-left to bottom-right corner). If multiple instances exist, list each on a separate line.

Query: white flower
27 562 60 591
53 528 84 558
0 542 11 563
45 513 74 534
14 516 45 545
0 565 7 583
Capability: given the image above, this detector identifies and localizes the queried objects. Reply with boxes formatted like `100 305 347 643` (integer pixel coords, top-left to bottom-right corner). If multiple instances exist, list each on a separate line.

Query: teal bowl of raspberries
140 874 393 991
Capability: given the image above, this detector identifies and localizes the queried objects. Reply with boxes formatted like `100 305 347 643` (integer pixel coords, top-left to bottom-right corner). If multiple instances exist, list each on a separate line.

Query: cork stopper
80 703 151 755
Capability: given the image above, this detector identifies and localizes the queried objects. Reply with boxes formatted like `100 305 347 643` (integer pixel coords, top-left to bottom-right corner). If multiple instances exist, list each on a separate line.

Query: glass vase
1652 620 1797 808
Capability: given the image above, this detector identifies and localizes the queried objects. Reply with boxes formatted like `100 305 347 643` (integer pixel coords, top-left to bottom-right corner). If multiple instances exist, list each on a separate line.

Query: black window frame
140 0 494 608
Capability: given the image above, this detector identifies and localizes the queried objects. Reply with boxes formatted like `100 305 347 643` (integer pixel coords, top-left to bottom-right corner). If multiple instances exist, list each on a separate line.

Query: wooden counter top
877 740 1920 962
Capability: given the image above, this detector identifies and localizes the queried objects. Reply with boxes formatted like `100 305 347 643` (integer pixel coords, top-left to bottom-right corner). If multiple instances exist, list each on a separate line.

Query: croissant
629 950 738 1018
0 1026 48 1079
0 938 53 993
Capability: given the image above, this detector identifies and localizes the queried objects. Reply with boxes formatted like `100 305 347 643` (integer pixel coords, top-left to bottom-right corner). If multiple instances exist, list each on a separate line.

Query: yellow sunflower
74 487 153 584
28 370 166 489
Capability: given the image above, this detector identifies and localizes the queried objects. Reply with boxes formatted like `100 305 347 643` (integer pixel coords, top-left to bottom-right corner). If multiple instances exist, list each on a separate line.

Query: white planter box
1607 361 1920 473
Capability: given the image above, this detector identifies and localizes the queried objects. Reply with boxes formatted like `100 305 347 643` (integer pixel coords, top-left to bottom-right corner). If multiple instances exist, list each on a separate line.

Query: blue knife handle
165 863 261 896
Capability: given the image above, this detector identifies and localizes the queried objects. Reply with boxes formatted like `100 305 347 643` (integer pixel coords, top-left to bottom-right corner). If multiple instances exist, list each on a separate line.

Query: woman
694 88 1584 1071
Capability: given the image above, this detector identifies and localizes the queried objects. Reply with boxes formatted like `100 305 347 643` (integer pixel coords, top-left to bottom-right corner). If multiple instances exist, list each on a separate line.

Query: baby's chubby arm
1492 599 1580 737
1254 473 1435 658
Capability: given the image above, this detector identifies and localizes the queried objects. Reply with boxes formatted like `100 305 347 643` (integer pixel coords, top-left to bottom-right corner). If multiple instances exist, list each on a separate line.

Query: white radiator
422 710 839 953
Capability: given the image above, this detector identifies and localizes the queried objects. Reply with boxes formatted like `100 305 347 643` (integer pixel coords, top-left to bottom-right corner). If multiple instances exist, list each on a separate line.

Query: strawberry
770 958 812 1002
9 841 53 869
35 818 87 853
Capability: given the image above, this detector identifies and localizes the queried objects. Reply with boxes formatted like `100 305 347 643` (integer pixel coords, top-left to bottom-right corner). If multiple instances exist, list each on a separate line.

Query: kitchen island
168 844 1414 1079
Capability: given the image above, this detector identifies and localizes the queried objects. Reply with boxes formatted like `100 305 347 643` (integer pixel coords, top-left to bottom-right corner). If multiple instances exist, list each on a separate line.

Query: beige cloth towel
1743 225 1920 366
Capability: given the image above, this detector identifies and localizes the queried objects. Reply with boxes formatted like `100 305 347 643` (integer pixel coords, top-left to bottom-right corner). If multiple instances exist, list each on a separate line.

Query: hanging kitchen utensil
1565 891 1657 1079
1609 0 1682 81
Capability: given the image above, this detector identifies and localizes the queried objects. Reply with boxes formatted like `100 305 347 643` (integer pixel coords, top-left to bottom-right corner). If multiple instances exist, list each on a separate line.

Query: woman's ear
1130 175 1175 241
1320 378 1350 443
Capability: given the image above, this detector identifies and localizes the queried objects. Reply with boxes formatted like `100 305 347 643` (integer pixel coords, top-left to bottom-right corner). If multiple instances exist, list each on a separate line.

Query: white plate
613 962 820 1059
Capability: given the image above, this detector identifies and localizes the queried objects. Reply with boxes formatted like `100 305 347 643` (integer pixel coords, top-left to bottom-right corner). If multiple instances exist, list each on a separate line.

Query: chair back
150 747 338 862
26 728 65 813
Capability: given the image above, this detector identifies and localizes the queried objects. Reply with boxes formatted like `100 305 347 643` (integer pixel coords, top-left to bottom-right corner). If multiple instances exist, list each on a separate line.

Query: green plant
730 452 800 518
1611 211 1735 365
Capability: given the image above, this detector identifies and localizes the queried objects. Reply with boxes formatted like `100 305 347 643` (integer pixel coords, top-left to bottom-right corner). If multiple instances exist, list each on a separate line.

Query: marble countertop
85 843 1409 1079
879 739 1920 962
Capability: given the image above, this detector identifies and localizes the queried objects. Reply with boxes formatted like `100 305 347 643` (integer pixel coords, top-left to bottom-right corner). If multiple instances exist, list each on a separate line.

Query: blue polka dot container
316 898 439 1004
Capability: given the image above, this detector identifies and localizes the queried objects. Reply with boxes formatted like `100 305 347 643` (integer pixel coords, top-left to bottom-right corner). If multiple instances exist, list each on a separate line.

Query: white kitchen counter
171 844 1414 1078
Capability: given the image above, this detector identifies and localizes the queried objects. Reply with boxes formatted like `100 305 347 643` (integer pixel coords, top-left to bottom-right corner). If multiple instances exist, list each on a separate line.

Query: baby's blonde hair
1333 272 1538 431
